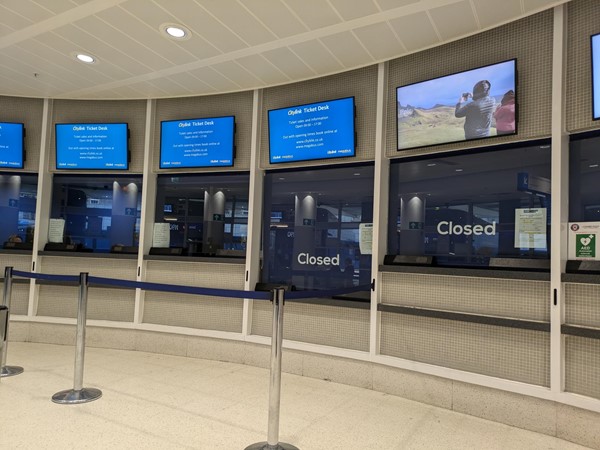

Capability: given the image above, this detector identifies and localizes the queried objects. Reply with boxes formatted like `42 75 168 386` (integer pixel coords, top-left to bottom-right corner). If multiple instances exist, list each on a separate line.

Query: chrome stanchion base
0 365 24 377
51 388 102 404
245 442 300 450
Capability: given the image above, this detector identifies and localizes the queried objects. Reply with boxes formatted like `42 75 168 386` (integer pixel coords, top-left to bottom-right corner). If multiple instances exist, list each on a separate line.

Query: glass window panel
0 173 38 248
262 164 374 290
50 175 142 252
388 143 551 267
155 172 249 256
569 133 600 221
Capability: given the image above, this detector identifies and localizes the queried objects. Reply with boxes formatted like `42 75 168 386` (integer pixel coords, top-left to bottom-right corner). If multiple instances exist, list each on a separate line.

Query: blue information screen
268 97 355 164
56 123 128 170
160 116 235 168
0 122 24 168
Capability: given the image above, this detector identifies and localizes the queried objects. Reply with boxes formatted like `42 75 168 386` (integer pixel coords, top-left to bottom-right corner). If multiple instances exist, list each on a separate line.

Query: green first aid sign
576 234 596 258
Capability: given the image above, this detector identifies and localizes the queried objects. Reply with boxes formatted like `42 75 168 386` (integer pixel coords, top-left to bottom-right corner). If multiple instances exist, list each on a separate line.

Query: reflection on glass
50 175 142 252
0 173 37 248
388 143 551 267
155 173 249 257
262 164 374 290
569 133 600 221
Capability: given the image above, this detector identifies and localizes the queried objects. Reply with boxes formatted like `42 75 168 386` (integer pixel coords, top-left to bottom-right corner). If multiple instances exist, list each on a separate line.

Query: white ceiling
0 0 569 100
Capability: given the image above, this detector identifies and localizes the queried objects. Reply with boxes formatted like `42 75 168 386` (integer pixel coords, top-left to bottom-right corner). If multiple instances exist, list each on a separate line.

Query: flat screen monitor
0 122 25 168
592 33 600 120
56 123 129 170
268 97 355 164
396 59 517 150
160 116 235 168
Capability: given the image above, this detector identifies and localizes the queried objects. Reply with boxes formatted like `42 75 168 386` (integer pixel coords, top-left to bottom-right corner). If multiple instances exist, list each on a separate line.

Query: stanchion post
1 266 23 378
245 287 299 450
52 272 102 404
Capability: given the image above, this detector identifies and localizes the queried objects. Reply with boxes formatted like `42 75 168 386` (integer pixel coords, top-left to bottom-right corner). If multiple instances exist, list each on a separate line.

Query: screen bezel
159 115 236 169
395 59 518 152
268 96 356 165
0 122 25 169
591 33 600 120
55 122 130 171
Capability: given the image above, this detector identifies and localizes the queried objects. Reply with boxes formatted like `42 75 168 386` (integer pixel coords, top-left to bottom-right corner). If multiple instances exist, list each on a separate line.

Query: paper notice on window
359 223 373 255
153 222 171 248
48 218 65 243
514 208 547 249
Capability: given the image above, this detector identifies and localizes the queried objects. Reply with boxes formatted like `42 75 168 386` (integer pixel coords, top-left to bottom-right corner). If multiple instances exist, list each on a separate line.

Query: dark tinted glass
569 134 600 221
388 143 551 267
155 173 249 257
51 175 142 252
0 173 37 246
262 164 374 290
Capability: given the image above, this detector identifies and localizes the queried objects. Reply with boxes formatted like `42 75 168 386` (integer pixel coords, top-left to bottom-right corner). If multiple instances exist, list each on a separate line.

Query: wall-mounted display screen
160 116 235 168
0 122 25 168
268 97 355 164
397 59 517 150
592 33 600 120
56 123 129 170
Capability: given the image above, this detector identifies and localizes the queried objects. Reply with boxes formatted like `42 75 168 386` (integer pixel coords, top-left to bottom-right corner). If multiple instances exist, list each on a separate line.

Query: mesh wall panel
564 282 600 327
0 96 44 171
386 10 553 158
143 260 245 332
143 291 243 332
0 253 33 271
36 256 137 321
251 300 370 352
380 312 550 386
381 272 550 321
8 284 29 315
154 91 254 171
566 0 600 132
565 335 600 400
50 99 147 172
260 65 378 169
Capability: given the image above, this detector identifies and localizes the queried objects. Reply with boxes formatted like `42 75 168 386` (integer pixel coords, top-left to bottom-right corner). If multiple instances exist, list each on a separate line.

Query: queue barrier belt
11 270 370 301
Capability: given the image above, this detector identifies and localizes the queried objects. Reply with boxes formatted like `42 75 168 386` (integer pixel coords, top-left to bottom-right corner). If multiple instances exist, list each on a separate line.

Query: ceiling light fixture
75 53 95 64
160 23 191 41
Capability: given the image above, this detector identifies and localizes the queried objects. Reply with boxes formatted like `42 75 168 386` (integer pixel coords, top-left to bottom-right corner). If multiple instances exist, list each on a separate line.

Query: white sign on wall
568 222 600 260
514 208 547 249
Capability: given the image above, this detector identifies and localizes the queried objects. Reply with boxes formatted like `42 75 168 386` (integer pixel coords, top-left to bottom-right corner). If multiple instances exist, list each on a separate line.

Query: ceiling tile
235 54 290 86
429 1 478 41
166 72 218 94
151 1 247 53
261 47 315 80
282 0 341 30
0 6 35 29
389 11 439 52
200 1 277 46
0 23 15 38
2 0 55 22
353 22 402 61
32 0 81 15
329 0 378 21
0 72 40 97
289 40 345 74
375 0 420 12
523 0 563 13
320 31 373 68
241 0 307 38
211 61 264 89
187 66 241 92
94 9 205 65
72 15 173 71
472 0 521 29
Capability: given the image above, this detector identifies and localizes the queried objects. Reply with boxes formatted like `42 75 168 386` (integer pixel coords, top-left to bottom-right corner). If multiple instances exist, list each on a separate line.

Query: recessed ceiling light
455 168 463 172
160 23 191 40
75 53 95 64
427 163 436 167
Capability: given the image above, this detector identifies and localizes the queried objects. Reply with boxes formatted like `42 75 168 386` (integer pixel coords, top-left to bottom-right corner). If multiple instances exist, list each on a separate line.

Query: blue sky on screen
592 34 600 119
397 61 516 109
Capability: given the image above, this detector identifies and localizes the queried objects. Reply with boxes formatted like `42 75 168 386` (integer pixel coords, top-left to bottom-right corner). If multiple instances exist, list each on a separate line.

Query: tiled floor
0 342 591 449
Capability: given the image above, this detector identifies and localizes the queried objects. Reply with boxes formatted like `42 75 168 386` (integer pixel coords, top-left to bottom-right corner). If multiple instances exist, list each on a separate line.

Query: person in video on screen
455 80 496 140
493 90 516 135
